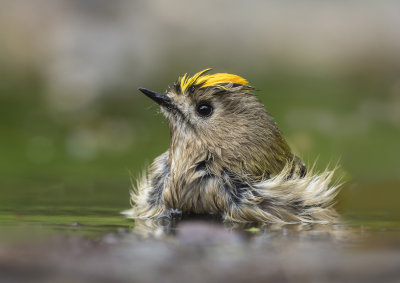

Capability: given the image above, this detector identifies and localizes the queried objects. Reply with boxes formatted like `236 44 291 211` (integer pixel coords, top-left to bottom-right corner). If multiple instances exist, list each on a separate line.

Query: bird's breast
163 172 227 214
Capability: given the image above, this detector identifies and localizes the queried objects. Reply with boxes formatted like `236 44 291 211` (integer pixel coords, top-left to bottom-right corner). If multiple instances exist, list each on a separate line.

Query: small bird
128 69 339 223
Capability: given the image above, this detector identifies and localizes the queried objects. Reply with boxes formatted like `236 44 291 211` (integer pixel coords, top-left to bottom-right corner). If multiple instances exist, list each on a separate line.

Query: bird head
139 69 300 180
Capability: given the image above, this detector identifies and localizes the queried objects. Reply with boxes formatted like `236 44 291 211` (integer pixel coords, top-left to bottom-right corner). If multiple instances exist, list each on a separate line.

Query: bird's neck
168 130 207 178
163 129 222 212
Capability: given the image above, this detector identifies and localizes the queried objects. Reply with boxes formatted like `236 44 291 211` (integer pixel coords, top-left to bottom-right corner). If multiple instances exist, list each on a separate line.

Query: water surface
1 181 399 282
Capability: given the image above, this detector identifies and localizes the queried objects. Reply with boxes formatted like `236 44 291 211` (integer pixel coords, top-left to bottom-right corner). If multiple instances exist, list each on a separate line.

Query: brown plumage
125 69 339 223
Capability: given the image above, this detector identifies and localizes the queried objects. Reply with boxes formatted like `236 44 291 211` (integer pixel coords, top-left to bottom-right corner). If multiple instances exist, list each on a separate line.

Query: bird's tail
224 164 341 223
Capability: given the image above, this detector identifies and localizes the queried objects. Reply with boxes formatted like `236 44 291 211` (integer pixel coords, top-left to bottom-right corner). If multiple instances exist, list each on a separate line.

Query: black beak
138 88 174 110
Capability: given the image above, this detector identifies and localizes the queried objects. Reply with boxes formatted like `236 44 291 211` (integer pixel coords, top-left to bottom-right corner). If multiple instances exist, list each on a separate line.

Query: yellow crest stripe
179 68 211 92
178 68 248 92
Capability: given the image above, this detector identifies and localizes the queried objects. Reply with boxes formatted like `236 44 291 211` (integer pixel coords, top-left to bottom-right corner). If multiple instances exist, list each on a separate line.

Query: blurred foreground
1 218 400 283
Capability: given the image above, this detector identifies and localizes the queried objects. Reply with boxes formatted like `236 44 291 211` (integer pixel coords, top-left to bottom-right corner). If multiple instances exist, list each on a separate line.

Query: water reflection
131 214 363 246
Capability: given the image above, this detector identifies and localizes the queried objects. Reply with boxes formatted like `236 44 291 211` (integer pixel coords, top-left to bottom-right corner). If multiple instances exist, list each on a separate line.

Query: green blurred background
1 1 399 231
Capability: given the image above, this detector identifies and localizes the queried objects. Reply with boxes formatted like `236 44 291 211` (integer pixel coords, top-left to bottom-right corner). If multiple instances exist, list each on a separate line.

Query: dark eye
196 102 213 117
